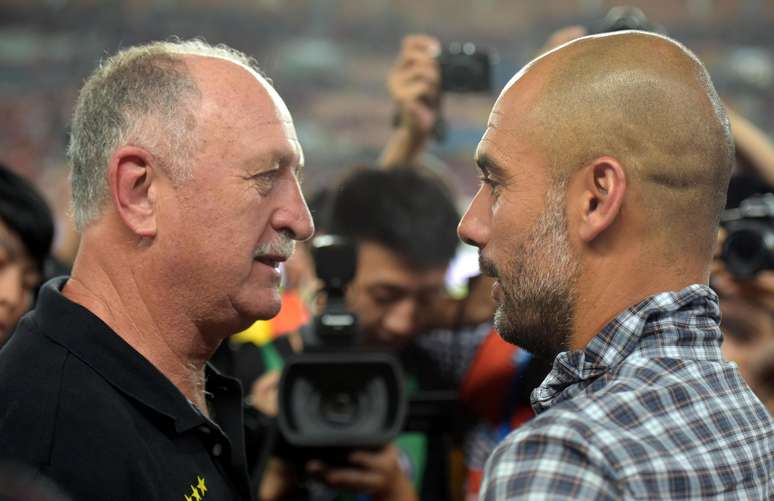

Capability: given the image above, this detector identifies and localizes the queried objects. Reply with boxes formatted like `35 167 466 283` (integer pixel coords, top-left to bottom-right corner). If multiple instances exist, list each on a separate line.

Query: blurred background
1 0 773 259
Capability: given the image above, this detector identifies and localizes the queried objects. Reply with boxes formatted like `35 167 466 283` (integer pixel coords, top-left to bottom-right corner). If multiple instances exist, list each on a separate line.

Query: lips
491 279 502 301
253 253 290 270
255 256 281 269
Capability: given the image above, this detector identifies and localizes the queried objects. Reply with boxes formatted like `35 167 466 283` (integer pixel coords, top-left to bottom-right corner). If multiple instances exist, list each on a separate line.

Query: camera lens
723 224 773 278
279 354 406 448
320 391 358 426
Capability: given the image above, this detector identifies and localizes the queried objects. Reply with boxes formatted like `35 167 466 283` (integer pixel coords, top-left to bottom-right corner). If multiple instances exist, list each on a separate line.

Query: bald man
458 31 774 499
0 41 313 500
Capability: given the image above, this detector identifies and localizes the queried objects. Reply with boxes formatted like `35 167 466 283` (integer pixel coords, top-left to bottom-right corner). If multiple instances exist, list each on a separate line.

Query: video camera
277 236 407 460
720 193 774 278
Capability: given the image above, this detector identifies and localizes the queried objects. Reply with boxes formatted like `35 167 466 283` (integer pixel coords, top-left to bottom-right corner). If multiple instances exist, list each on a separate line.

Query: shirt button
212 443 223 457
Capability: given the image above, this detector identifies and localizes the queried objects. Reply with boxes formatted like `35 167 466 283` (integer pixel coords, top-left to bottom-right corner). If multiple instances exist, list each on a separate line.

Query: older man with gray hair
0 39 313 500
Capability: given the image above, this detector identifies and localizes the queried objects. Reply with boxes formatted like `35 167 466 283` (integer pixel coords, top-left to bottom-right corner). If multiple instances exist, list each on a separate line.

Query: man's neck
570 253 709 352
63 248 216 415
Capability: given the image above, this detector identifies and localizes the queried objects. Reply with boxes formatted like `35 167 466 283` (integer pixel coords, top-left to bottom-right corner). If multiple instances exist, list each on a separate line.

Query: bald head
498 31 733 260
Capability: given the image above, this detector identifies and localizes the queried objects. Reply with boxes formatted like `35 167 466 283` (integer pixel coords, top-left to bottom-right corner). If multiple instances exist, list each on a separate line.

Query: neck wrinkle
64 242 212 415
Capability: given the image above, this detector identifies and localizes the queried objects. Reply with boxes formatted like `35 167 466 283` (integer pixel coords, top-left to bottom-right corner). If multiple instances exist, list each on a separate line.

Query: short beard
485 182 579 360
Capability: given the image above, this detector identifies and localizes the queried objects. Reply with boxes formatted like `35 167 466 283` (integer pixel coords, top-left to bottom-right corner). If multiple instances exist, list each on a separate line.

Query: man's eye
372 293 398 305
479 175 501 194
252 171 278 193
370 289 402 305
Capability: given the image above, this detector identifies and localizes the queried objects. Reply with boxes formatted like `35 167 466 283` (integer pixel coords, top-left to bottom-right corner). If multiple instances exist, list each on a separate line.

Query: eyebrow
244 149 304 176
475 153 507 178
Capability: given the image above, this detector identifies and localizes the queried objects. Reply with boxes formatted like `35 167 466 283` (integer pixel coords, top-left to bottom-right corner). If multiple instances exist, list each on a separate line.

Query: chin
253 297 283 321
235 288 283 323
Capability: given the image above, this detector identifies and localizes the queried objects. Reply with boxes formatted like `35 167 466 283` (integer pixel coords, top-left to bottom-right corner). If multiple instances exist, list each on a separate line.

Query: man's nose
271 175 315 242
458 189 490 248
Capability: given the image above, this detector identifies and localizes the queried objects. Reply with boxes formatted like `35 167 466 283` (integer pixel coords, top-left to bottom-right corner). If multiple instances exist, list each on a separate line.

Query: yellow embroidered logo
183 475 207 501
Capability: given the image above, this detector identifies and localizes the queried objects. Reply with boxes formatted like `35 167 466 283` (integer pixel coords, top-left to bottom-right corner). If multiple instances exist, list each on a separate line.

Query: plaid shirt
480 285 774 500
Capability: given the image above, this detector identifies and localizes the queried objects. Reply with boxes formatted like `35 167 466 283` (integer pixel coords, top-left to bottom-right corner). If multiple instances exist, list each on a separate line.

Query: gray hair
67 38 264 231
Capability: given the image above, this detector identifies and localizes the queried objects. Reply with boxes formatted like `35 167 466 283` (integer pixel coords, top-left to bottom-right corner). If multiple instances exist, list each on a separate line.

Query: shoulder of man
0 314 69 465
479 408 621 500
0 317 147 492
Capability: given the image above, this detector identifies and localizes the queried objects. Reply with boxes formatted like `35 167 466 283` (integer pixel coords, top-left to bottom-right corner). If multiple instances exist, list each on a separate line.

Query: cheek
204 201 270 253
488 212 522 255
8 289 32 325
252 213 277 244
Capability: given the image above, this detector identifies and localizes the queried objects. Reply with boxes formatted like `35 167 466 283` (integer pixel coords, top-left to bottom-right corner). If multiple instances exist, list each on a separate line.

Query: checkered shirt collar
531 284 722 414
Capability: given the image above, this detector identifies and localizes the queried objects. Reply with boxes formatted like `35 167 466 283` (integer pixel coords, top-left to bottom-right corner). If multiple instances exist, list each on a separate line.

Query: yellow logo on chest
184 475 207 501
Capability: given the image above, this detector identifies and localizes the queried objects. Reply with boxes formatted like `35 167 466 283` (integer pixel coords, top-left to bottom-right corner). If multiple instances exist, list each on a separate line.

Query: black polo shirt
0 278 253 501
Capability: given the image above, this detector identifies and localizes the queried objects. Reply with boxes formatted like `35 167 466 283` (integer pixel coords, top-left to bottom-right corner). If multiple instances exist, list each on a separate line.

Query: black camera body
439 42 492 93
277 236 406 457
590 6 666 35
721 193 774 278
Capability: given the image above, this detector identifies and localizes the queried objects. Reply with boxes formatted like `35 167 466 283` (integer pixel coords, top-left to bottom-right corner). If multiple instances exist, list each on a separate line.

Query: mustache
254 234 295 260
478 254 498 278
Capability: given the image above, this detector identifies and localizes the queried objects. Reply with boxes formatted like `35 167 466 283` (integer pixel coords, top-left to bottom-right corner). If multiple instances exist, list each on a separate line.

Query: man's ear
576 156 626 243
107 146 158 238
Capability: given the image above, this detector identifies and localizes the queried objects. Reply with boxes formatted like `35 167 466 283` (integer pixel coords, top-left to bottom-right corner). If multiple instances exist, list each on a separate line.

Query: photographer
381 34 557 499
246 166 462 501
712 137 774 416
715 258 774 415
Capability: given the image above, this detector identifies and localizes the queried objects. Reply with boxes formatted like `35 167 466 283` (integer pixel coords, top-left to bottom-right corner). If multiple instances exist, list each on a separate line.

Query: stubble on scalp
529 31 734 262
483 31 734 357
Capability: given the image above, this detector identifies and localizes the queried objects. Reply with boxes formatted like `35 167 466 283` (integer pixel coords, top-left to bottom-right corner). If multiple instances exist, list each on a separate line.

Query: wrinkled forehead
240 64 294 125
259 75 293 123
490 55 551 127
477 81 541 165
190 55 302 155
187 54 295 125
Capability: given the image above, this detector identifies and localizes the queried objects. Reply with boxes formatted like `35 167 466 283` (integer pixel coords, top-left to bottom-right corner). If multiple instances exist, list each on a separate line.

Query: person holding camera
249 166 462 501
380 35 442 170
715 258 774 415
713 169 774 417
0 40 314 500
374 34 555 500
458 31 774 499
